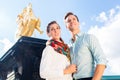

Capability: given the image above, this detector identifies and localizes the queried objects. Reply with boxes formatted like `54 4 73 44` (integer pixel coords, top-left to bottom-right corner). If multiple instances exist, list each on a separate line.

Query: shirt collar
76 32 83 38
70 32 83 43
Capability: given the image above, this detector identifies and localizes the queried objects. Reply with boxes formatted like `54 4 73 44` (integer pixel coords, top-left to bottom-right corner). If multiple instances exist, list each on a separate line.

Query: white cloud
88 6 120 75
95 5 120 24
109 8 115 19
96 12 108 22
0 38 13 58
109 58 120 75
116 5 120 10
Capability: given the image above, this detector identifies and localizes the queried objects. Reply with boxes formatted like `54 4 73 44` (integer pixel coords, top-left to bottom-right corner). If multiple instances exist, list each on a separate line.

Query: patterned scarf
49 39 71 61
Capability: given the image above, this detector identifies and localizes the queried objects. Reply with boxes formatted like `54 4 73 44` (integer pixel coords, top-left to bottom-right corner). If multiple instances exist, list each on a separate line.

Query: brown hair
64 12 79 22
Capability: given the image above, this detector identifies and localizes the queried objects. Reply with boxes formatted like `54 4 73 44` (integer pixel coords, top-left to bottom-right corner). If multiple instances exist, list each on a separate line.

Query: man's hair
64 12 79 22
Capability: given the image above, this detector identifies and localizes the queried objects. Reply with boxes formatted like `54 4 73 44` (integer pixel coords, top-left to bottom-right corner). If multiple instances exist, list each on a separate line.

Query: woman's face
48 23 61 41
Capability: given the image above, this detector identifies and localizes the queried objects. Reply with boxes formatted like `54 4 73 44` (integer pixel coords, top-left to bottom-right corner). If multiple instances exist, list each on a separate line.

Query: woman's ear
47 32 51 37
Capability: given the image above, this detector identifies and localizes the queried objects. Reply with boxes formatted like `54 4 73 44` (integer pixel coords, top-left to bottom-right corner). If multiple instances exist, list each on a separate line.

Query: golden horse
15 3 43 40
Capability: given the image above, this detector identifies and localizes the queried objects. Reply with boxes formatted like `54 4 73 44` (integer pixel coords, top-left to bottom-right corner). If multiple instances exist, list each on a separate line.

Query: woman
40 21 76 80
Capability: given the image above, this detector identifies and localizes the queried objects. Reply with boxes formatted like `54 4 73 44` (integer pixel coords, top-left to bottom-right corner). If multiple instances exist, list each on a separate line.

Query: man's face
65 15 79 32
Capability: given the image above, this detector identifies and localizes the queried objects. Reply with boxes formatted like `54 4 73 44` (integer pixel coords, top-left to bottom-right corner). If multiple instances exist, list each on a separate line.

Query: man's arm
92 64 106 80
88 34 107 80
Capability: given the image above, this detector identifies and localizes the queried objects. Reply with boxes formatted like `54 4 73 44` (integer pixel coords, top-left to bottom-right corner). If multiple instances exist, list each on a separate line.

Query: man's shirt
69 32 107 79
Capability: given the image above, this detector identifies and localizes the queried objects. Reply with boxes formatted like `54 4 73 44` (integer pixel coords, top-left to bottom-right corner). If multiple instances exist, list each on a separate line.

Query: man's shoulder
78 32 90 38
79 33 98 42
82 33 95 38
81 32 92 36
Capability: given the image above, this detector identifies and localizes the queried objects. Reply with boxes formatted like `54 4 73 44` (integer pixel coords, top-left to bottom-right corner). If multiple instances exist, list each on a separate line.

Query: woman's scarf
49 39 71 61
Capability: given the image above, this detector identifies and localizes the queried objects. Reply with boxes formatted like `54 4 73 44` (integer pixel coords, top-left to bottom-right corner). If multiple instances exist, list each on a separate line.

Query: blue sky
0 0 120 75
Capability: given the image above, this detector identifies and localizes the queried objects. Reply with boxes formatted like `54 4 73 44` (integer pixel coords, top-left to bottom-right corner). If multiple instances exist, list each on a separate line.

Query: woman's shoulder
42 45 55 56
44 45 53 50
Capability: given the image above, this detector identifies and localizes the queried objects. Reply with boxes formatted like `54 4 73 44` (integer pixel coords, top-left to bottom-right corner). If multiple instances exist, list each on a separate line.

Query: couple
39 12 107 80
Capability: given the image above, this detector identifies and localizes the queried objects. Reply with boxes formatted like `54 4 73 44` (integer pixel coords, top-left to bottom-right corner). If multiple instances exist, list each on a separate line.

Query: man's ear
78 22 80 26
64 20 68 29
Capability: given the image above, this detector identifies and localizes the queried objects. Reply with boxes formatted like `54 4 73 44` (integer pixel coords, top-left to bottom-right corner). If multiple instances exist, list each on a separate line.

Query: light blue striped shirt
69 32 107 79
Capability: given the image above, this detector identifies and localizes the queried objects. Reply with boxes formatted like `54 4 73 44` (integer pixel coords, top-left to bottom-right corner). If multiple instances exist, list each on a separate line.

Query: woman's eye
51 28 54 31
67 20 71 23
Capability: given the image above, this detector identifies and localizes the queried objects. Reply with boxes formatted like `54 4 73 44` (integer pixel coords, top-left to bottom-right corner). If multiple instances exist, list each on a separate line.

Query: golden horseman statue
16 3 43 40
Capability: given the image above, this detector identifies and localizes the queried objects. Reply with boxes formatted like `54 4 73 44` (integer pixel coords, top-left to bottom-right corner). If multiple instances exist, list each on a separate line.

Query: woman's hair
64 12 79 22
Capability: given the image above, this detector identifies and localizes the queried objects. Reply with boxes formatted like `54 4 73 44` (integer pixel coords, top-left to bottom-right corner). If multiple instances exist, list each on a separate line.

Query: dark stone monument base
0 36 47 80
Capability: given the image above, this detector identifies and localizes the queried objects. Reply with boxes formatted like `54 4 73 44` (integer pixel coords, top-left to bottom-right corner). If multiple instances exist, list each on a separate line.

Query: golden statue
16 3 43 40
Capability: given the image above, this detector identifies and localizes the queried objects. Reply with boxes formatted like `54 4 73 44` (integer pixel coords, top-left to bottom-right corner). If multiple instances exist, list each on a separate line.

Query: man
64 12 107 80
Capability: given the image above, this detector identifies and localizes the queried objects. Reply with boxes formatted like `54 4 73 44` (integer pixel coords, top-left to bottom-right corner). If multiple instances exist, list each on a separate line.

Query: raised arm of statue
35 18 43 34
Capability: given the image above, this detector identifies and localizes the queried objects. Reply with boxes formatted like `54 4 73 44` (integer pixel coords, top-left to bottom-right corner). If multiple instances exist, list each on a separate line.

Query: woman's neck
52 38 62 42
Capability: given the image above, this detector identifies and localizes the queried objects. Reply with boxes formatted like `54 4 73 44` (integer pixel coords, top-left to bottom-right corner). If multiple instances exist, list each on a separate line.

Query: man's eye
57 27 60 29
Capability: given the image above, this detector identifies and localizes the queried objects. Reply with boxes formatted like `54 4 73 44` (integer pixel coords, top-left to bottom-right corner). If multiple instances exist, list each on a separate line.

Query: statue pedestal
0 36 47 80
